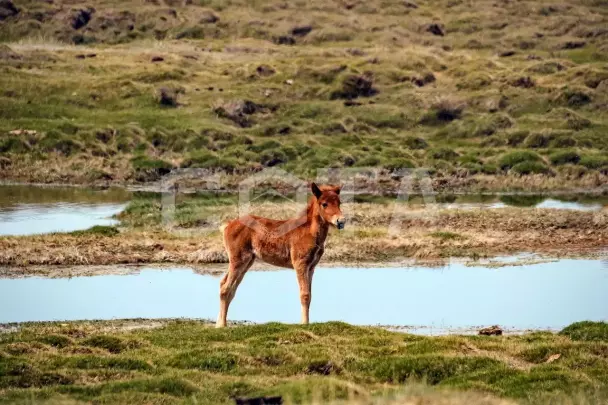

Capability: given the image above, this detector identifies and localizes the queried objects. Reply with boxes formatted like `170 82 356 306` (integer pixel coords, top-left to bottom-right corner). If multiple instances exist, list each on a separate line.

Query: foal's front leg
294 261 313 324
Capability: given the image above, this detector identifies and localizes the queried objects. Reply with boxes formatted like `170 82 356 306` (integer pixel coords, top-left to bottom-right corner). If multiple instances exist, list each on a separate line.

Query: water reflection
0 185 131 236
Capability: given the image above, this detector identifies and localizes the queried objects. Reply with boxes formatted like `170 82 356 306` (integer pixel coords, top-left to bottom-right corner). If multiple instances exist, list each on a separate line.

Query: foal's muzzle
336 218 346 230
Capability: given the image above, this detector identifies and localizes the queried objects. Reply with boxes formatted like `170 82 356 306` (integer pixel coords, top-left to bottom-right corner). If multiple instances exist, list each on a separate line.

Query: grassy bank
0 320 607 404
0 193 606 266
0 0 607 192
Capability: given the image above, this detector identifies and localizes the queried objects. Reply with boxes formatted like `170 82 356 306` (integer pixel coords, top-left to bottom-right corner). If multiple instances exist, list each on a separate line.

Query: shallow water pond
0 185 131 236
1 259 606 332
393 194 607 211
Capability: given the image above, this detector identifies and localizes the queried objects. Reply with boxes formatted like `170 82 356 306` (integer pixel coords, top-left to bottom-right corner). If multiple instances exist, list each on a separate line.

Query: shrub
549 150 581 166
38 335 73 348
430 148 459 160
69 356 150 371
83 335 126 353
481 163 498 174
70 226 119 237
330 74 377 100
421 97 466 124
356 156 381 166
306 359 341 375
490 113 514 129
372 355 500 385
180 151 217 168
298 64 346 84
507 130 529 146
557 164 587 178
404 136 428 150
461 162 482 174
131 156 173 171
456 73 492 90
432 160 455 174
433 97 465 121
384 158 416 171
428 231 463 240
526 61 567 74
157 87 184 107
260 149 288 167
579 155 608 169
0 137 29 153
213 99 268 128
357 107 408 129
584 70 608 89
176 26 205 39
248 140 282 153
459 155 482 165
500 195 545 207
170 350 237 372
308 28 354 44
560 321 608 341
72 34 97 45
551 136 577 148
512 161 551 175
566 115 591 130
524 133 551 148
498 151 542 170
481 136 504 147
131 156 173 181
561 88 592 107
510 76 535 88
473 114 513 137
40 132 82 156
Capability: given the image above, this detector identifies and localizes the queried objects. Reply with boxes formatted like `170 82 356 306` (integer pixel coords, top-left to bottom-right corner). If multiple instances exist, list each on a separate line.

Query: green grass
498 151 543 171
69 225 119 237
560 321 608 342
0 321 606 404
0 0 607 189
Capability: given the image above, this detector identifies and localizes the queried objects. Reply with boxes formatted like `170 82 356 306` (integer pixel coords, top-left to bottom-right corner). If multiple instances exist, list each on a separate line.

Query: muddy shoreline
0 256 560 279
0 318 558 337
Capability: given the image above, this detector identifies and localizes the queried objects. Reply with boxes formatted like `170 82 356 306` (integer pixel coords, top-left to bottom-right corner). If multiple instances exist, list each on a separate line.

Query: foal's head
311 183 345 230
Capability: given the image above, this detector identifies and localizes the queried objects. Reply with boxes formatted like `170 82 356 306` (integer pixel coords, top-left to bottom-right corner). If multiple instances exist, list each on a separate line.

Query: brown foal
216 183 345 328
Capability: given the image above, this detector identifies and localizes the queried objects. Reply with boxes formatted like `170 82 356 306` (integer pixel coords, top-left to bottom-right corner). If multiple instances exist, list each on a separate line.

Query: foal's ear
311 182 323 199
334 186 341 195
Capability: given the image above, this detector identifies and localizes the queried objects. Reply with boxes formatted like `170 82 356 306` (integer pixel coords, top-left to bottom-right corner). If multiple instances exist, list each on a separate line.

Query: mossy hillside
0 0 607 188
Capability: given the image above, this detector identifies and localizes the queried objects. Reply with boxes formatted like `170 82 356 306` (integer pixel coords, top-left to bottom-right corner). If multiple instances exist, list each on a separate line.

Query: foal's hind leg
216 253 254 328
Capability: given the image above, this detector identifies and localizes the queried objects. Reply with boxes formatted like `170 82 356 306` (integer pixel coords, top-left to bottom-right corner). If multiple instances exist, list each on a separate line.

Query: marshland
1 0 607 403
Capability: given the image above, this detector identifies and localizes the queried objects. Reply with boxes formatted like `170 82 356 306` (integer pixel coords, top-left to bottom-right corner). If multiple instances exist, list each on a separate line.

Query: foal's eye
322 203 328 208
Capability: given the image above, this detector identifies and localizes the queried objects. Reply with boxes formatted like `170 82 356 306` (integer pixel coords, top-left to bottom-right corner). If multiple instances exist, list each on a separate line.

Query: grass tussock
0 321 606 404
